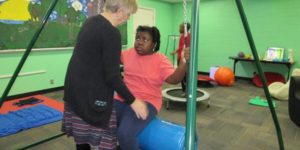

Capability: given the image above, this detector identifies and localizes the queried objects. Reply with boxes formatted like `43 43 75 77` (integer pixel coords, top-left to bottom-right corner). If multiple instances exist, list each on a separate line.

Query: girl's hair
136 26 161 52
181 22 191 31
103 0 137 15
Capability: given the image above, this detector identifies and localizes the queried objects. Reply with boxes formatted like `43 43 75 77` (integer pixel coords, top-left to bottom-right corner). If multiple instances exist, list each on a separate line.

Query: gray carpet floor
0 79 299 150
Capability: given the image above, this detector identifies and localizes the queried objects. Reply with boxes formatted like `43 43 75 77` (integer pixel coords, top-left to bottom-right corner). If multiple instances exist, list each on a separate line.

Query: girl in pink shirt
114 26 189 150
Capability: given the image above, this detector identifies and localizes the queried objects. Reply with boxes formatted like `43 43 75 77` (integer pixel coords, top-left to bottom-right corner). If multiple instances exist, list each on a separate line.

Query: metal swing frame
184 0 284 149
0 0 284 149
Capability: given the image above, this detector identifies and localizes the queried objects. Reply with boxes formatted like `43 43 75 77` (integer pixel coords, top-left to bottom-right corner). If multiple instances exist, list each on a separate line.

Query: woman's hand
130 99 149 120
170 50 177 56
165 47 190 84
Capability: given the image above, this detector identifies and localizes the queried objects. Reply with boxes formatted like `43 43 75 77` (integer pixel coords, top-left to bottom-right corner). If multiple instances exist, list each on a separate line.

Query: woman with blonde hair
62 0 148 150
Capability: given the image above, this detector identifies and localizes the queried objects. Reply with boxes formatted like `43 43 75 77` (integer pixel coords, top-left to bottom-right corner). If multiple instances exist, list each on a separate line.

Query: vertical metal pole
185 0 200 149
0 0 59 107
235 0 284 149
173 35 176 65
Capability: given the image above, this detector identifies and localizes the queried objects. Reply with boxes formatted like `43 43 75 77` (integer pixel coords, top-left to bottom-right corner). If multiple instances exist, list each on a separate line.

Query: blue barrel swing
138 117 198 150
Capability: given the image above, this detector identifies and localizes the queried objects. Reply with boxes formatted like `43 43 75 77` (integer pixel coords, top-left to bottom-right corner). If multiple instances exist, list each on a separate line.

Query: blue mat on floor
0 104 62 137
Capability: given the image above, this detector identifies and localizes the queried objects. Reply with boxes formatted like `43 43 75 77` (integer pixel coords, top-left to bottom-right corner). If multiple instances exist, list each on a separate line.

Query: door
132 7 155 44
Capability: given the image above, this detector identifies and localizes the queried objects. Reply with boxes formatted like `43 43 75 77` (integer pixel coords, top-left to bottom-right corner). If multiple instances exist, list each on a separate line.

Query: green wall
0 49 72 96
1 0 299 96
128 0 174 54
0 0 175 97
173 0 299 78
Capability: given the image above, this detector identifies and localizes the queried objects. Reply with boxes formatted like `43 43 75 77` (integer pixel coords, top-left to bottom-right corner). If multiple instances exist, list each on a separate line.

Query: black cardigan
64 15 134 128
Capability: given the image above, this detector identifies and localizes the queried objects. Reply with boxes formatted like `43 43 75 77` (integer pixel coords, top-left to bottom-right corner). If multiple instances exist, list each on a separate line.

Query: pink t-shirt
114 48 175 111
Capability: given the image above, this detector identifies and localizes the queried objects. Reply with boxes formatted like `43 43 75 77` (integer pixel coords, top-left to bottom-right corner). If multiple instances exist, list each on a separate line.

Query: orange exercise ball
214 67 235 86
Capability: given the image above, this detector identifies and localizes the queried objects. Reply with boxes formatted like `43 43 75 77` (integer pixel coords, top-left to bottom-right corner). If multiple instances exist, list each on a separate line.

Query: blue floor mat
0 104 62 137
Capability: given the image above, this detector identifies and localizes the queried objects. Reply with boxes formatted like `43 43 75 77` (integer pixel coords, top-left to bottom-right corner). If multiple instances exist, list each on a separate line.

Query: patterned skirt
61 103 117 150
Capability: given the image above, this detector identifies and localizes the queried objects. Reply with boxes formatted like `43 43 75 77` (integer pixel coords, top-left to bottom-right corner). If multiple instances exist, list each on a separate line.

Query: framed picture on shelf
263 47 284 61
